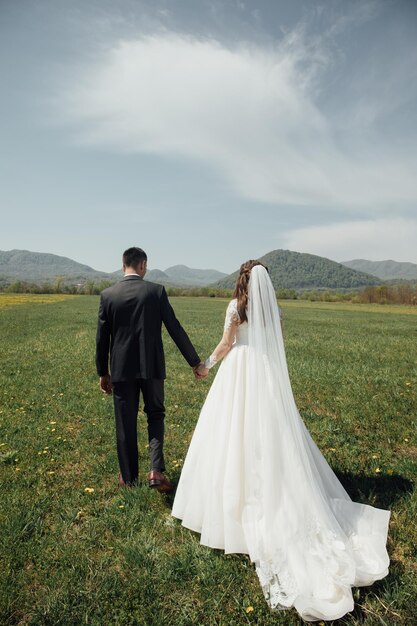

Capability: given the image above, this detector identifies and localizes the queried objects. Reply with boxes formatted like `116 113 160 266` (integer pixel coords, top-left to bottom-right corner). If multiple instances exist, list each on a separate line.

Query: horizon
1 0 416 270
1 246 415 276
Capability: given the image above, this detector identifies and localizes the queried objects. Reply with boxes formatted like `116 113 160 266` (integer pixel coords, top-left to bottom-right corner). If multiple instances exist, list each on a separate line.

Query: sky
0 0 416 273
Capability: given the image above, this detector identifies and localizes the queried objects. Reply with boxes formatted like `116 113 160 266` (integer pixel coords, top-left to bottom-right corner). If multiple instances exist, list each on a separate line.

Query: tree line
1 278 416 305
0 278 113 295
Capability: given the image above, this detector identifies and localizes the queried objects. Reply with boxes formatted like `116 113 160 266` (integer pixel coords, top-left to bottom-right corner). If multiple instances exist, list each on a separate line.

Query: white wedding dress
172 266 390 622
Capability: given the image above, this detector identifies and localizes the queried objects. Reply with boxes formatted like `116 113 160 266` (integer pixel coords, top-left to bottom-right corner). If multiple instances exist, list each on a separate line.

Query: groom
96 247 206 491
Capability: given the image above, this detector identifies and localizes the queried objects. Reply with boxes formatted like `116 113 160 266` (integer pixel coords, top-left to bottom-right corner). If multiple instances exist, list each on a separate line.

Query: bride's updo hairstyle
232 259 268 323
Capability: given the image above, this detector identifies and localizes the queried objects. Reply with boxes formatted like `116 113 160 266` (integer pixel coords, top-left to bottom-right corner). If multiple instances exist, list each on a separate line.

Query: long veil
241 265 390 621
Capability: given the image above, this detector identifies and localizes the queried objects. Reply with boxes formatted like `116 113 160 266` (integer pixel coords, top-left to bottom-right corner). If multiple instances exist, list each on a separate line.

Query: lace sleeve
204 300 240 369
224 299 240 331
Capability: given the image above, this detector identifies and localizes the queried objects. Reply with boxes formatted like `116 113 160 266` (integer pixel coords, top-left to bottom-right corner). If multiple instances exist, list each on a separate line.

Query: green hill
0 250 224 288
0 249 112 283
164 265 227 287
342 259 417 281
215 249 381 290
0 248 384 290
111 267 223 288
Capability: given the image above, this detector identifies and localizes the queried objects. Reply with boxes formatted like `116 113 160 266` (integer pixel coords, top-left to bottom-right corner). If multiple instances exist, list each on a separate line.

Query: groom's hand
100 374 113 395
193 363 208 380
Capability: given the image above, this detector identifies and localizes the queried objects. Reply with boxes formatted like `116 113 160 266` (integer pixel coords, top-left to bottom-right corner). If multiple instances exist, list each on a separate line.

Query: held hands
99 374 113 395
193 362 209 380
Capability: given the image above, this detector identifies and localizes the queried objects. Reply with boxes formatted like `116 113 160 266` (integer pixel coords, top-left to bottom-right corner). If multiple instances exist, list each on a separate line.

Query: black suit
96 275 200 483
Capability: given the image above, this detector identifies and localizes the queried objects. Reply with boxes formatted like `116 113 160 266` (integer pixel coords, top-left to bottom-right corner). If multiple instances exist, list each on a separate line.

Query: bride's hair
232 259 268 323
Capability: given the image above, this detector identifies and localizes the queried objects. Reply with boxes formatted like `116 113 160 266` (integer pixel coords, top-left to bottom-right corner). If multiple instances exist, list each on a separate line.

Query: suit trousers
112 379 165 484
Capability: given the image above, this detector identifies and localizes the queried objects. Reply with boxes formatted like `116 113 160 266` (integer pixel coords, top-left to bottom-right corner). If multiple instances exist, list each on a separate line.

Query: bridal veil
242 265 390 620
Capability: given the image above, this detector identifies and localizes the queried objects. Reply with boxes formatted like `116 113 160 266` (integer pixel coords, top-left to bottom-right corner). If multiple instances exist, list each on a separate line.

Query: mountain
2 248 398 290
146 269 171 282
216 249 381 290
342 259 417 281
0 249 112 283
111 266 225 287
0 250 225 288
164 265 227 287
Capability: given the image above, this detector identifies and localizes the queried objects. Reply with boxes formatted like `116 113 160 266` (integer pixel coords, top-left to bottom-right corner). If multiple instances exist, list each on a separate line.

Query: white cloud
283 218 417 263
53 25 417 210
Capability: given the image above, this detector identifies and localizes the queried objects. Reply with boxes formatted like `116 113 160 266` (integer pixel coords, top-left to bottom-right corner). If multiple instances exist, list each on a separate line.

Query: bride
171 260 390 622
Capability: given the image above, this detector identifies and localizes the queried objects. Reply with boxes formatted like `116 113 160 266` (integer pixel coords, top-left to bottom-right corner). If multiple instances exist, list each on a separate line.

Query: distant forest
1 279 416 306
216 249 381 290
1 248 416 305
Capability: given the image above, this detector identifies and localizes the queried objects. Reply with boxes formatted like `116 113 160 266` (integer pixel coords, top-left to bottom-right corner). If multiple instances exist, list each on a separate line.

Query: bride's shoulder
224 298 240 324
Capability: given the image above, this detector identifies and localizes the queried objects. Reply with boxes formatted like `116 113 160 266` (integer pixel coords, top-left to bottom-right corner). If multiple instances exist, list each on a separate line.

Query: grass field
0 294 416 626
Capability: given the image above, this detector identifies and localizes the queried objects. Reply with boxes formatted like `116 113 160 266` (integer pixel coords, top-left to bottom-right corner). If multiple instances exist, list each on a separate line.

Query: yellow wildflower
84 487 94 493
245 606 254 613
0 293 75 310
375 468 381 474
387 469 393 475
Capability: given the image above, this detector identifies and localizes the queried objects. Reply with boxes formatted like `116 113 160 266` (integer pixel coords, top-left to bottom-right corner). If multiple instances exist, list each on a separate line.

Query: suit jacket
95 276 200 382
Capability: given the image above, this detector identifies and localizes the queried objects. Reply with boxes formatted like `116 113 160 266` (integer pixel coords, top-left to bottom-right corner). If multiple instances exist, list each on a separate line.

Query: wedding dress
171 266 390 622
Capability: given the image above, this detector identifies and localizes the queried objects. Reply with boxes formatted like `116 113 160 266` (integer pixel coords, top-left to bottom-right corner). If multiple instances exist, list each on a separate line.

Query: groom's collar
121 273 144 281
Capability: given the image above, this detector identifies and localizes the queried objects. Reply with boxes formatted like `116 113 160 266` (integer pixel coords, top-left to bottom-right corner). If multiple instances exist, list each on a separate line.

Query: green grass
0 296 416 626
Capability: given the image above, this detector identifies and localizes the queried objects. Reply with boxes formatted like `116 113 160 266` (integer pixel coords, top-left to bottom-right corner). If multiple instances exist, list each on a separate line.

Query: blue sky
1 0 416 272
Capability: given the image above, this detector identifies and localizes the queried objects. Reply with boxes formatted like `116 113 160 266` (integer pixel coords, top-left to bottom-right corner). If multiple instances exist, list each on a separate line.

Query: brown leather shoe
147 470 174 493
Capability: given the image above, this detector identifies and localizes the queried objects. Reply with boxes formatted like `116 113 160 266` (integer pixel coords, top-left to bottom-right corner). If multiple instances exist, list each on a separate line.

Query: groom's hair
122 247 147 268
